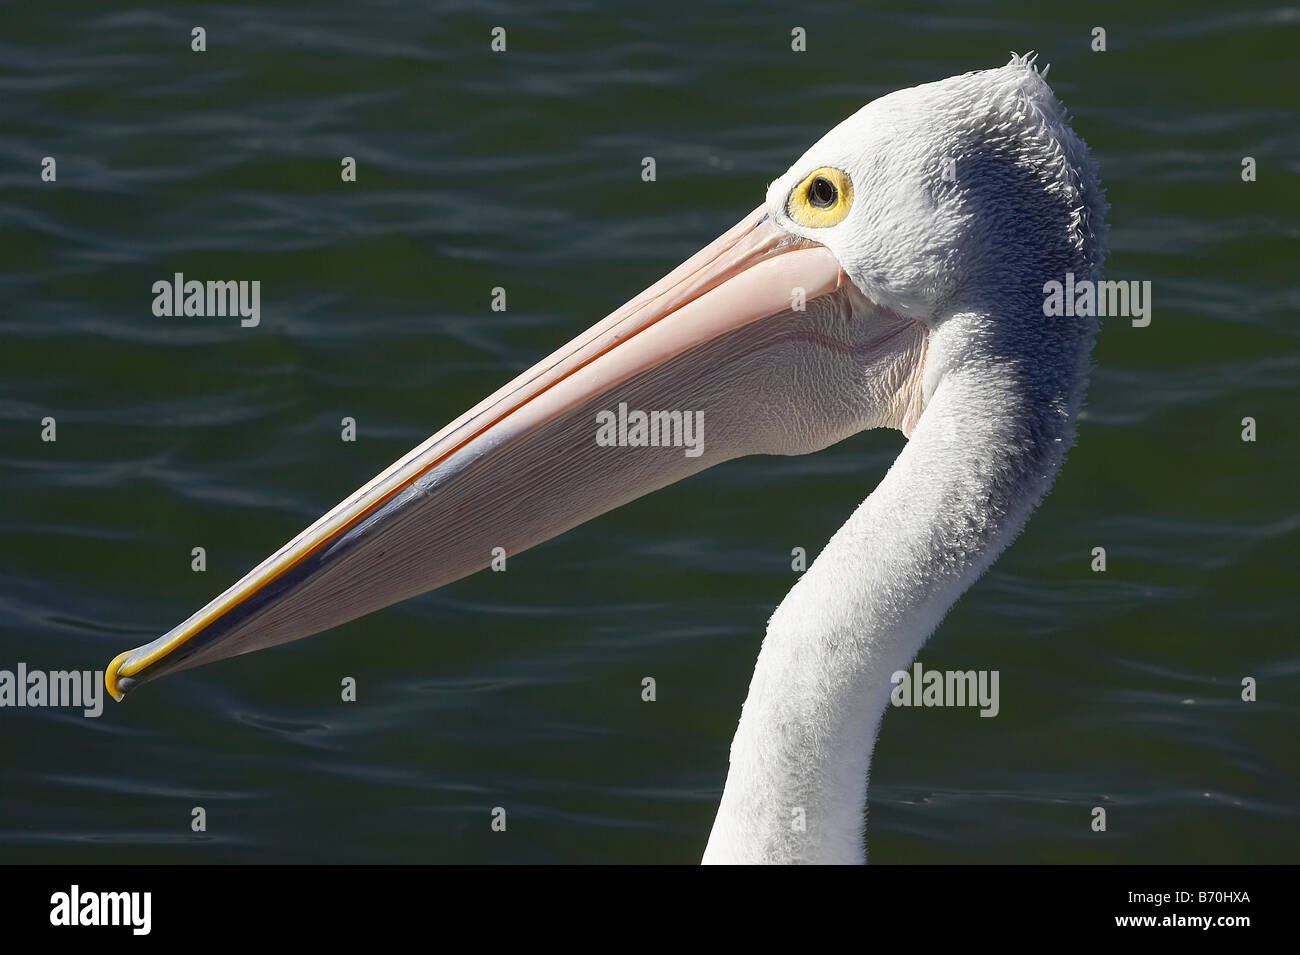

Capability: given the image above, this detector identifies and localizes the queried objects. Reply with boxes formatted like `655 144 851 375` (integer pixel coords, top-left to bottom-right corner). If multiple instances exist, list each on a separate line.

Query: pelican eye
809 176 837 207
786 166 853 228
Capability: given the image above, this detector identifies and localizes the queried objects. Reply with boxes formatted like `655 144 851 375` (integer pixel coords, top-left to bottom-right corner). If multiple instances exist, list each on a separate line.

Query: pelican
106 55 1107 864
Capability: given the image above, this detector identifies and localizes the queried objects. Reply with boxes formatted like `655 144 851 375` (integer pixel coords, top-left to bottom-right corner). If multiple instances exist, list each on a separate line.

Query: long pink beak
107 206 846 699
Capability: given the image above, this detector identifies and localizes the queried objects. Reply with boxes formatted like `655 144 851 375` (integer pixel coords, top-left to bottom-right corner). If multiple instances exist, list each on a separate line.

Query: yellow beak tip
105 650 132 703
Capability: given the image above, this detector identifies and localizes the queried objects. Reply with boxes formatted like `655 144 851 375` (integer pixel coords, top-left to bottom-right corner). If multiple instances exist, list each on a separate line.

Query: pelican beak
106 206 848 701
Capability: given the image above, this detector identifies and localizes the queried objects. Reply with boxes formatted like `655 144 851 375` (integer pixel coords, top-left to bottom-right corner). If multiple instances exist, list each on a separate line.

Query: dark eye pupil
809 176 837 207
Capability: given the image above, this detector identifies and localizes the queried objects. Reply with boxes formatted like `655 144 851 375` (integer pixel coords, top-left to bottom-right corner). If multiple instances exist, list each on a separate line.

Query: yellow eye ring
787 166 853 228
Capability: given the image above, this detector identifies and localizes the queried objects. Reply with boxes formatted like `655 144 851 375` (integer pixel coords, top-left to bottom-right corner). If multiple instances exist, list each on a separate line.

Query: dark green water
1 2 1296 863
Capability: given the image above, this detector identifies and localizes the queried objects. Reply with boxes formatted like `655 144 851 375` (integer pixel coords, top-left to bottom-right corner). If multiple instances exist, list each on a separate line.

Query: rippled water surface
1 1 1297 863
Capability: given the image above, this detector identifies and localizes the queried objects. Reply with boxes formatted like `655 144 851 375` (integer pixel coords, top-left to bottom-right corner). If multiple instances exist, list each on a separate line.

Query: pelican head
770 58 1104 326
106 55 1106 863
